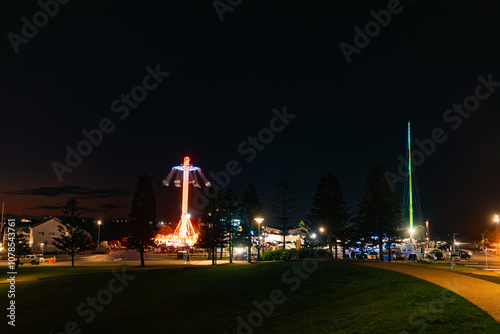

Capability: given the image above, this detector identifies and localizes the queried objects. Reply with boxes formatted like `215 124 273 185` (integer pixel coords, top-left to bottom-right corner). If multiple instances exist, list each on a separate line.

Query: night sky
1 0 500 240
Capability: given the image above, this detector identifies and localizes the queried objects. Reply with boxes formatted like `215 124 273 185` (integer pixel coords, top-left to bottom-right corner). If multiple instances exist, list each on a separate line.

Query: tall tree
196 187 224 265
53 198 91 267
220 187 241 263
309 172 350 258
128 172 158 267
13 229 31 270
272 173 299 249
241 184 264 262
358 164 403 261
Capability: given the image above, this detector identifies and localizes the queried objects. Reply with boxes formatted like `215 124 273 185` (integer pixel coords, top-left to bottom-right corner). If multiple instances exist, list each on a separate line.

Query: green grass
1 261 499 334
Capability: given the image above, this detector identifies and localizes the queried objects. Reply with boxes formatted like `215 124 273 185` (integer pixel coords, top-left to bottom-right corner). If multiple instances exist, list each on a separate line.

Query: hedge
259 248 328 261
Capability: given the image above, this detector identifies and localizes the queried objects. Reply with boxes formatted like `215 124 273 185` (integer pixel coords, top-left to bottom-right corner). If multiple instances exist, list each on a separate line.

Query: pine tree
309 172 350 258
196 187 225 265
220 187 241 263
128 172 158 267
241 184 264 262
272 173 299 249
358 163 403 261
14 230 31 269
53 198 91 267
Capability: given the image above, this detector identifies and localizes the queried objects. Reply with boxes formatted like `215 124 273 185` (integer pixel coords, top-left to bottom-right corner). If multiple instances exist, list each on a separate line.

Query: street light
41 243 44 255
425 220 429 254
254 218 264 258
97 220 102 250
495 215 499 256
481 233 487 269
453 233 459 252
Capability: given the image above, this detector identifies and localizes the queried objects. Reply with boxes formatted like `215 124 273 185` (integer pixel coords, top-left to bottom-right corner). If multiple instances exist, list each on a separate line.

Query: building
260 226 305 250
29 217 65 253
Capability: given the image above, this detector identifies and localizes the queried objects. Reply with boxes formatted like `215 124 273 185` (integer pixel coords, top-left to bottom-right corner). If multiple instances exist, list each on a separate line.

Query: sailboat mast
408 122 413 241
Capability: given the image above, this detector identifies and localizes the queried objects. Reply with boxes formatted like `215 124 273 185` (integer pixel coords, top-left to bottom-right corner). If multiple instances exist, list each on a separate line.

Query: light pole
41 243 44 255
453 233 458 252
495 215 499 256
425 220 429 253
97 220 102 250
254 218 264 258
481 233 487 269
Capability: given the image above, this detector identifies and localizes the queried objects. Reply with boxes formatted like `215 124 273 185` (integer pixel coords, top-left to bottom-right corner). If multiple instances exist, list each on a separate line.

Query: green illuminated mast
408 121 413 241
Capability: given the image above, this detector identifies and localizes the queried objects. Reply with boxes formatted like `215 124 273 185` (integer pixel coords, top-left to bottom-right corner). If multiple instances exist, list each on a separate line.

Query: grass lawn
1 260 499 334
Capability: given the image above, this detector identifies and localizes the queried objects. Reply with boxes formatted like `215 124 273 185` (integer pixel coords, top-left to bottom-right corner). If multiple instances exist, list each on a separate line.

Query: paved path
358 262 500 322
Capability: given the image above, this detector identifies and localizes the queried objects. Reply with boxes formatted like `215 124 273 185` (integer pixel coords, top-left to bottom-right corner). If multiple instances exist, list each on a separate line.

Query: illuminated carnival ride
155 157 210 247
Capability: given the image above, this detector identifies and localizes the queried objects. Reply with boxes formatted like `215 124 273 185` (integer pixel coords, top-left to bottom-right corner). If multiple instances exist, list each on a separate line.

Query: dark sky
1 0 500 240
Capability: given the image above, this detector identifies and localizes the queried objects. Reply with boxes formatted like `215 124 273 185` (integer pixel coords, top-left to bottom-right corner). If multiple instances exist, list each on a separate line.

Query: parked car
393 252 405 261
18 254 42 265
407 253 418 261
428 250 444 260
419 256 433 264
235 253 257 260
367 252 378 260
355 252 367 259
457 249 472 259
449 252 461 261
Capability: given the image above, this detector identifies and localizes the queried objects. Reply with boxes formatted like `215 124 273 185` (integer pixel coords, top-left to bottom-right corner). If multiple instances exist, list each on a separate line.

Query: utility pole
481 233 487 269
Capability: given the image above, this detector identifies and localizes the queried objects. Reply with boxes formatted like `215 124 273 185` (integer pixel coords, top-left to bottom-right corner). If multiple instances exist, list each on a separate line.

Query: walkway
358 262 500 322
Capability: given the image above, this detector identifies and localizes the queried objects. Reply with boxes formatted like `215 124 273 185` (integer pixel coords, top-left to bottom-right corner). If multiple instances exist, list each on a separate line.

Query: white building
29 217 64 253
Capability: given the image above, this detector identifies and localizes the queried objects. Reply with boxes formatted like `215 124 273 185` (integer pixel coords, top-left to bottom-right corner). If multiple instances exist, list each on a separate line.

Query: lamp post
41 243 44 255
97 220 102 250
254 218 264 258
453 233 458 252
495 215 499 256
425 220 429 253
481 233 487 269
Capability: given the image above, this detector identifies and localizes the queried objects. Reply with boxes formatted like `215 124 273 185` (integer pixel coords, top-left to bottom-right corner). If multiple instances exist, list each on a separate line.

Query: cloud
26 205 62 210
98 203 124 210
7 186 130 199
26 204 119 214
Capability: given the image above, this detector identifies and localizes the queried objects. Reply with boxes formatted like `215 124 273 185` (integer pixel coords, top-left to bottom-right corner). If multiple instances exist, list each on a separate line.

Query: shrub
259 248 327 261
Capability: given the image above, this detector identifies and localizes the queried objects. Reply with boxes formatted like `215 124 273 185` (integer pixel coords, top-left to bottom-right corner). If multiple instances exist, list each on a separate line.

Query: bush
259 248 328 261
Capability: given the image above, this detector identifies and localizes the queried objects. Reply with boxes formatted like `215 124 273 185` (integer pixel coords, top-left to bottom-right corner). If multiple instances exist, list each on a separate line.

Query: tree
13 229 31 270
53 198 91 267
309 172 350 258
128 172 158 267
272 173 299 249
220 188 241 263
358 164 403 261
241 184 264 262
196 187 225 265
298 220 308 237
